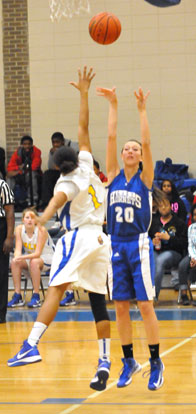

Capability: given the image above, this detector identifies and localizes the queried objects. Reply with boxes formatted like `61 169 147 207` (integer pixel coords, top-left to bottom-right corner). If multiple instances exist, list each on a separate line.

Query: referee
0 179 15 323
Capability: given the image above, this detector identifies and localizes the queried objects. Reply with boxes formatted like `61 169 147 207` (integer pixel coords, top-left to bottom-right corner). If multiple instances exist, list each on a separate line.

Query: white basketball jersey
54 151 106 231
21 225 55 255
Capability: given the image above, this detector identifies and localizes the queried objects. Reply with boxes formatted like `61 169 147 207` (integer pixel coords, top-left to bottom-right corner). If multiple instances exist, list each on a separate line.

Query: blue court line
6 308 196 322
42 401 196 406
41 398 85 404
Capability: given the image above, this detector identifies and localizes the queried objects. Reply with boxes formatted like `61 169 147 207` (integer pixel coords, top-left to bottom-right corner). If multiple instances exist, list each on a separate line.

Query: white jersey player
8 66 111 393
49 150 109 293
21 223 54 270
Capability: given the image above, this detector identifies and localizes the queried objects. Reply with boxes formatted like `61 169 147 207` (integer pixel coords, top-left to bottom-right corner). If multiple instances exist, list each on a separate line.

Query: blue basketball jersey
107 170 152 239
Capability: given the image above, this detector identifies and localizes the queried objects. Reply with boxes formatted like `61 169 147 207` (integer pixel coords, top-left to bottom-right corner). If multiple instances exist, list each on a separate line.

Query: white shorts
25 254 52 273
49 224 110 294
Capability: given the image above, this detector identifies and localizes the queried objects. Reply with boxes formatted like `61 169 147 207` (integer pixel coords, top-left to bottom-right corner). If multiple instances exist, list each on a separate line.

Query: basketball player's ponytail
53 146 78 175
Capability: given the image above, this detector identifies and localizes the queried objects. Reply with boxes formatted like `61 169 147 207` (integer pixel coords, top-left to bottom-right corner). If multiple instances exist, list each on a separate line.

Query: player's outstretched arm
96 87 120 185
134 87 154 189
70 66 95 153
38 192 67 226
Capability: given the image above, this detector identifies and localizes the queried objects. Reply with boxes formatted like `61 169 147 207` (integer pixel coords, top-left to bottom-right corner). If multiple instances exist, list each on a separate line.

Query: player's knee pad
88 292 110 323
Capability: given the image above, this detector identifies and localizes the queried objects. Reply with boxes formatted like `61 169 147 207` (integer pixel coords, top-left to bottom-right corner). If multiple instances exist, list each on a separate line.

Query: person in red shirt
93 159 108 183
7 135 42 208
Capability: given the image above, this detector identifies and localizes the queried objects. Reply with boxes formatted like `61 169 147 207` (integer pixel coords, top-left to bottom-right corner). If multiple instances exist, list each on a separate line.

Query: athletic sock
149 344 159 360
98 338 111 362
27 322 48 347
122 344 133 359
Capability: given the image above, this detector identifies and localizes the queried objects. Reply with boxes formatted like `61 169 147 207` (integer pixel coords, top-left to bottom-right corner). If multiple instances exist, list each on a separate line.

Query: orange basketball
89 12 121 45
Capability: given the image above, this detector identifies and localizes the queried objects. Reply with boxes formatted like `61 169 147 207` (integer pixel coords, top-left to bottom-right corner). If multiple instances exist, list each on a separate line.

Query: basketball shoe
60 291 76 306
7 340 42 367
90 358 111 391
117 357 141 388
7 293 25 308
148 357 164 390
27 293 41 308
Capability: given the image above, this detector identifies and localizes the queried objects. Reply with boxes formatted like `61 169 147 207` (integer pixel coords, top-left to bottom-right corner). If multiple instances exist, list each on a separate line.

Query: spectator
40 132 64 210
8 208 55 309
178 203 196 305
40 132 79 210
0 178 15 323
93 159 107 183
0 147 6 179
7 136 42 209
161 179 187 222
187 187 196 226
149 196 187 300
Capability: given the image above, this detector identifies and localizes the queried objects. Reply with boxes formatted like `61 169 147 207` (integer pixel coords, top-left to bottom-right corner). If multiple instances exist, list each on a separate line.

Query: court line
0 377 116 381
58 331 196 414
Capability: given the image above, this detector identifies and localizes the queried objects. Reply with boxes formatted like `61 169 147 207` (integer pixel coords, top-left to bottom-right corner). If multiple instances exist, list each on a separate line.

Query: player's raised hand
134 87 150 113
96 86 117 104
70 66 96 93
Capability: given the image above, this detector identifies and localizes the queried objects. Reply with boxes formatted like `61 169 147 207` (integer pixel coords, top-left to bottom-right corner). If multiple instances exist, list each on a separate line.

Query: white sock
27 322 48 347
98 338 111 362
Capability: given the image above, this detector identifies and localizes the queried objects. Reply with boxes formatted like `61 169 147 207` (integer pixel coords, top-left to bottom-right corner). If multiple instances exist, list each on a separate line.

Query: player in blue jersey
7 67 111 392
96 85 164 390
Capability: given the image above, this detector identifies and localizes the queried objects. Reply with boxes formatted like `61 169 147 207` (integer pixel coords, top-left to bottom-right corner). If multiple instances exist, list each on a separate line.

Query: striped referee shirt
0 179 15 218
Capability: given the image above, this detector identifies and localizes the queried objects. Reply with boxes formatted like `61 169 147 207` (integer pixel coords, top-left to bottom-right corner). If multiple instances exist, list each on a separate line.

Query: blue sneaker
117 357 141 388
7 293 25 308
7 340 42 367
148 358 164 390
60 291 76 307
90 358 111 391
27 293 41 308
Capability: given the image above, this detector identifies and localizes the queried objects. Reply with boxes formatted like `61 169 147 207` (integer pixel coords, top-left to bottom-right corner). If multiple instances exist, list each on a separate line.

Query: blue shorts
108 232 155 301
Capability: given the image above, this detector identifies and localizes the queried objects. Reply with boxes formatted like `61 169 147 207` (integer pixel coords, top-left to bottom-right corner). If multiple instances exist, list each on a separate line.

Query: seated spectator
186 187 196 226
178 203 196 305
149 196 187 300
161 179 187 222
7 136 42 209
40 132 79 210
0 147 6 179
8 208 55 308
93 159 107 183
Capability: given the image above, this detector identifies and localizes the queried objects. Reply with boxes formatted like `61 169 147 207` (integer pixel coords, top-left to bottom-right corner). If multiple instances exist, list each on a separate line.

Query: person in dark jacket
149 196 188 299
40 132 79 210
161 179 187 222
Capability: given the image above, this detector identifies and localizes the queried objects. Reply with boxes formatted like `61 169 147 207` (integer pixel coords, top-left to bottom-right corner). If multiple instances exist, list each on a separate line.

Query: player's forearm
139 110 150 146
78 91 91 150
39 198 58 225
14 247 22 258
108 101 118 140
79 91 89 130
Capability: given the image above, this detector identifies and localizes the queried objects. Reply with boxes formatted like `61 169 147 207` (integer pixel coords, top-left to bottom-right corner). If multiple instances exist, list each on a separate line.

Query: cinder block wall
2 0 31 160
0 0 196 175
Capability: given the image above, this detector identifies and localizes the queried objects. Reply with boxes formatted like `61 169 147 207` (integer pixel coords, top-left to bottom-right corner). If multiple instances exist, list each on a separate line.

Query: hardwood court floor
1 290 196 414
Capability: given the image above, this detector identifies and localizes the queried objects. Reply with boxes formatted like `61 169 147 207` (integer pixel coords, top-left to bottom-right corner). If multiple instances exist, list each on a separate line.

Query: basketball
89 12 121 45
